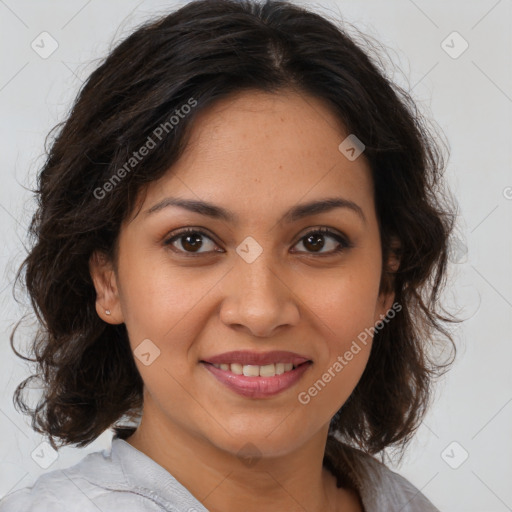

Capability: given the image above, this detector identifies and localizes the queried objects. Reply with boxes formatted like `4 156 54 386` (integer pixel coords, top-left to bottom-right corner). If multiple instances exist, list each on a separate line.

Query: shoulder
355 451 441 511
325 436 441 512
0 445 129 512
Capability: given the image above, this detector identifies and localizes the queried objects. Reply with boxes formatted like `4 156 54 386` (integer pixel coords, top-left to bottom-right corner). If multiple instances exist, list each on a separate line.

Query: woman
1 0 457 510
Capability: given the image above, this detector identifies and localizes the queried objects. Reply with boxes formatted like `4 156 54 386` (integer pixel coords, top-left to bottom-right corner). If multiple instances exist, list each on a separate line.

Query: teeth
231 363 243 375
211 362 301 376
259 364 276 377
242 365 260 377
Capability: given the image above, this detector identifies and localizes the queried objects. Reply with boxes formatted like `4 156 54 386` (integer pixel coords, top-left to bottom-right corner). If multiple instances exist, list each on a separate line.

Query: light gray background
0 1 511 510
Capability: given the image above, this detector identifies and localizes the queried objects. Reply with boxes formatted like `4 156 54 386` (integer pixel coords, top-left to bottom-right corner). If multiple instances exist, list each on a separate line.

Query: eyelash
163 227 352 257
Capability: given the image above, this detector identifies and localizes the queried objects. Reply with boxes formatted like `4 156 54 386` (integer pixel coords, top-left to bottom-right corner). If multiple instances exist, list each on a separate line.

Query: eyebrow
144 196 366 225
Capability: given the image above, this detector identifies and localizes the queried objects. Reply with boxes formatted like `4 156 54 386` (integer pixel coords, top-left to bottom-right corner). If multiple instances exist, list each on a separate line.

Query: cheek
297 293 374 420
294 262 381 412
300 259 382 347
117 250 220 347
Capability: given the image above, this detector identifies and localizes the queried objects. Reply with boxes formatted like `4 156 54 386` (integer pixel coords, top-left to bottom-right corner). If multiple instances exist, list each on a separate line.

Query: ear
89 250 124 324
374 235 401 324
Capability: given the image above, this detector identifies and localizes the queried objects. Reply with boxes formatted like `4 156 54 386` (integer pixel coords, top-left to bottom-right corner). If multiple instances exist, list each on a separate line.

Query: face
90 89 396 459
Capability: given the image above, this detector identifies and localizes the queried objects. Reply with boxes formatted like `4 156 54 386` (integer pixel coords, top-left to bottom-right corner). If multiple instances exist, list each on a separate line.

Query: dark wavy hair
11 0 458 460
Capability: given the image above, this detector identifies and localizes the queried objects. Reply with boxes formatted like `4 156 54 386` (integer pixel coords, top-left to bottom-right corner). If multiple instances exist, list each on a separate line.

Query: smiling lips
201 350 312 398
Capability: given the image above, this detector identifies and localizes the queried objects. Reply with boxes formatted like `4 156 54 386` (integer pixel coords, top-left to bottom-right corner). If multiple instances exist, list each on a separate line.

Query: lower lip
202 362 312 398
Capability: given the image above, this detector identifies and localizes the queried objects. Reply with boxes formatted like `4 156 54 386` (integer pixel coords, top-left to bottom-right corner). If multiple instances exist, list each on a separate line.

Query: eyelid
293 226 351 246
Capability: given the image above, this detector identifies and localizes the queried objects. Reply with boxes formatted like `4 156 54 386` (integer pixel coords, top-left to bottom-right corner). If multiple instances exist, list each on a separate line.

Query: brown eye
302 232 325 252
164 228 220 254
293 228 351 255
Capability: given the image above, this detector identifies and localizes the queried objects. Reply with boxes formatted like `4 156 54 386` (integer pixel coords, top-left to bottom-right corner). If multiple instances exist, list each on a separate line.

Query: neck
125 403 359 511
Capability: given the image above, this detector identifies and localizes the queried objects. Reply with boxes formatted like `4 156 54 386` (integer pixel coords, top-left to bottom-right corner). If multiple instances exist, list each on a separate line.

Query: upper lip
202 350 311 366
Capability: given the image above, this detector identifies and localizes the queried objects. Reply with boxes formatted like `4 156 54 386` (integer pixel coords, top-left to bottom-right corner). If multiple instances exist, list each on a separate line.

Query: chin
203 422 313 461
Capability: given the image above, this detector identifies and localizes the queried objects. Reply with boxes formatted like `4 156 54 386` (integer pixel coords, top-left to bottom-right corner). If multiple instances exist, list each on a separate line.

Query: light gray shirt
0 437 440 511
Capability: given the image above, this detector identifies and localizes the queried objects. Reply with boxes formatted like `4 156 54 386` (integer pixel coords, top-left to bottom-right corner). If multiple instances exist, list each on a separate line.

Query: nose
218 253 300 338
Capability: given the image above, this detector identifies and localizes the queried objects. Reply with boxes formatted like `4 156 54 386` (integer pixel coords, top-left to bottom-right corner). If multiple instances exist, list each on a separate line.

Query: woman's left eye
292 228 351 255
164 227 351 256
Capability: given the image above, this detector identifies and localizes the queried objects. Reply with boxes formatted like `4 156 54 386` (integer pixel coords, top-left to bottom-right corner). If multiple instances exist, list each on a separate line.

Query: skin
90 89 398 512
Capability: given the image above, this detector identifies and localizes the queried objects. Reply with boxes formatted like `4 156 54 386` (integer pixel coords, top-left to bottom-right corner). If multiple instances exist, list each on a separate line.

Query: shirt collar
84 435 372 511
109 437 210 511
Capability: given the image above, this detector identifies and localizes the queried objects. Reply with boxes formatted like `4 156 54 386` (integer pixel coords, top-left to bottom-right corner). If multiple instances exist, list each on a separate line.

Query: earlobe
374 290 398 332
386 235 402 273
89 250 124 324
375 235 402 324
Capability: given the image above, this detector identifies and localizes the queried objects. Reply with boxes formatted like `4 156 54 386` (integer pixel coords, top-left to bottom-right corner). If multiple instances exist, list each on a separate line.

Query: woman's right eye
164 228 221 255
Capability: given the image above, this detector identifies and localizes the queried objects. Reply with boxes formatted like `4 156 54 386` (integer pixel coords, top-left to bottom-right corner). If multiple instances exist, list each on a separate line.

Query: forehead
134 89 375 226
